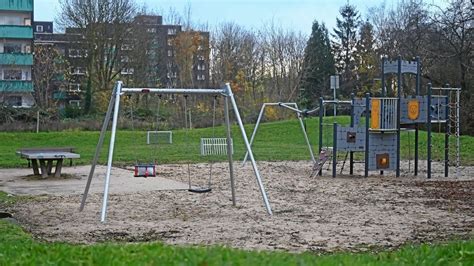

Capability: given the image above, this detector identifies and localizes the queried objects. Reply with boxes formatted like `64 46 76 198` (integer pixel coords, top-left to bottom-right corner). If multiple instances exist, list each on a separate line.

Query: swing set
79 81 273 223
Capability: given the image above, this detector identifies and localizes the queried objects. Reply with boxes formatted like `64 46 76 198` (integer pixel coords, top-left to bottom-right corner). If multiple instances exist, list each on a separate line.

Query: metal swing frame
79 81 273 222
242 102 316 166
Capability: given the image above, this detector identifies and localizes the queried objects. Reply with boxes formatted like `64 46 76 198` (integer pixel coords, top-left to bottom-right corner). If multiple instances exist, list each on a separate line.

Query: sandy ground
1 160 473 252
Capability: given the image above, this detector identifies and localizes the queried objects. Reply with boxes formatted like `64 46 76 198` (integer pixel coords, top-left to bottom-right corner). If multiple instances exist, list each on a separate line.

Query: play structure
79 81 273 222
314 57 461 179
242 102 316 165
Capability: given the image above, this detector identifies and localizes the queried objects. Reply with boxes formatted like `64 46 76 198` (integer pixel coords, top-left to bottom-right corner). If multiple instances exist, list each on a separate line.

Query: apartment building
0 0 34 107
33 15 210 108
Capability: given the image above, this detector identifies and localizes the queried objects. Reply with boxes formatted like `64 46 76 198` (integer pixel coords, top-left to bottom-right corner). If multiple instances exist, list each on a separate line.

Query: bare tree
33 45 69 109
57 0 137 110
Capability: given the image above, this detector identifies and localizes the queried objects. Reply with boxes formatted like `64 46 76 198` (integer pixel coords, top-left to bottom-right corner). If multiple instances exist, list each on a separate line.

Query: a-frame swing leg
242 104 266 166
79 82 119 211
224 96 236 206
100 82 123 222
226 84 272 215
297 113 316 163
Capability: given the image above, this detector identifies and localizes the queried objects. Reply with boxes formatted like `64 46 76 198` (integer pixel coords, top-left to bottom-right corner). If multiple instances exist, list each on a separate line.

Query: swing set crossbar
122 88 226 95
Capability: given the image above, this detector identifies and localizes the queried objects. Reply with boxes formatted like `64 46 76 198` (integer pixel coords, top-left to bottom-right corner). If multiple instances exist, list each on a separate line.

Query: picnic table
16 148 80 178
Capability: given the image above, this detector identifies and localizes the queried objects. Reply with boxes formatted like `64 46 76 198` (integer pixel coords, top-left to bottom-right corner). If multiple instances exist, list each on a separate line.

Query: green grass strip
0 220 472 265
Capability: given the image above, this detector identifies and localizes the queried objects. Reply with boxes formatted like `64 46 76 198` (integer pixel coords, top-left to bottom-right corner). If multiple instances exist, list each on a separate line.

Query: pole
444 86 450 177
396 56 402 177
427 83 432 179
296 104 316 163
456 88 460 178
365 93 370 178
242 104 266 166
36 110 40 133
332 122 337 178
100 82 123 222
350 93 354 175
224 96 236 206
318 97 324 176
225 84 272 215
414 57 420 176
80 82 118 211
381 57 386 96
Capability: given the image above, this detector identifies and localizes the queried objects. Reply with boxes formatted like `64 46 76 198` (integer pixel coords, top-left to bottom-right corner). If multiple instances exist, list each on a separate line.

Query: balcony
0 80 33 92
0 53 33 65
0 0 33 11
0 25 33 39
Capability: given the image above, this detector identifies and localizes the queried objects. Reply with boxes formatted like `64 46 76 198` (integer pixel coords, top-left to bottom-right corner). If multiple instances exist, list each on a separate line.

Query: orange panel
407 99 420 120
371 99 380 129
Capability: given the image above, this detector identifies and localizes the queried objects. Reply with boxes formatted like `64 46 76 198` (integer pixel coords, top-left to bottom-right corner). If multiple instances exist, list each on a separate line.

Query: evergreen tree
332 4 360 97
299 21 335 107
355 21 379 96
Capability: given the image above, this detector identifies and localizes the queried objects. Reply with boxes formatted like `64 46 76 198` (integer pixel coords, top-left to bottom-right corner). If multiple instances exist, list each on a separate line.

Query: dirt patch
4 160 474 252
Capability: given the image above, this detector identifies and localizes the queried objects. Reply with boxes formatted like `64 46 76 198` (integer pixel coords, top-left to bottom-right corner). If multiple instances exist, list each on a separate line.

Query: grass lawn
0 117 472 168
0 218 473 265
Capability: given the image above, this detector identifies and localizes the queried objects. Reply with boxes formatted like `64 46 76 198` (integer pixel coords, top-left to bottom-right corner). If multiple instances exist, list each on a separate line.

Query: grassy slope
0 219 473 265
1 117 472 167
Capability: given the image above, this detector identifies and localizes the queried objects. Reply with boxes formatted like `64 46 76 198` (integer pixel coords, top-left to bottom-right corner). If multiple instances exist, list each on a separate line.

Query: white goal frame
147 131 173 144
80 81 272 222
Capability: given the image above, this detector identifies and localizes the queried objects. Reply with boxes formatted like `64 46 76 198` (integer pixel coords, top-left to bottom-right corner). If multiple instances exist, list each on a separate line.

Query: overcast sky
34 0 447 35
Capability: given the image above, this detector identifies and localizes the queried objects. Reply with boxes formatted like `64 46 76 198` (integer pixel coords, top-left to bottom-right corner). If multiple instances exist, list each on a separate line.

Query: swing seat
134 164 156 177
188 187 212 193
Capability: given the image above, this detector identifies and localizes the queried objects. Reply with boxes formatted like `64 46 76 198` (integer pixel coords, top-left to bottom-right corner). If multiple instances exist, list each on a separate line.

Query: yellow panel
371 99 380 129
407 99 420 120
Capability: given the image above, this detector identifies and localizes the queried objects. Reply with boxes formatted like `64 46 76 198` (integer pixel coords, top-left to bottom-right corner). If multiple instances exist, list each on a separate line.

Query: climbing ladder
446 88 461 178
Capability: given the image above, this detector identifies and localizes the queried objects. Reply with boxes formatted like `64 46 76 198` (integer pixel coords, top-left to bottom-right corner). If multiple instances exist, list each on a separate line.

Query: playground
1 57 473 262
1 159 473 252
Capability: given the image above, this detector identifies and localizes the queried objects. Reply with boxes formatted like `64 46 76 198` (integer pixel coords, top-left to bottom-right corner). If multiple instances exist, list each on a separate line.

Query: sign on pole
330 75 339 90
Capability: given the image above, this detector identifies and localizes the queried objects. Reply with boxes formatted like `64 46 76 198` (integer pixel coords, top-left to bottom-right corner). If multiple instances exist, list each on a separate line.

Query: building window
121 56 129 63
197 45 203 51
197 64 206 71
73 67 86 75
167 28 176 35
24 18 31 26
167 72 177 78
68 84 81 92
69 100 81 107
197 55 205 61
68 49 87 58
4 43 22 53
167 50 173 57
197 74 206 81
5 96 22 107
36 25 44 32
3 70 22 80
147 27 156 33
121 68 134 75
167 39 173 46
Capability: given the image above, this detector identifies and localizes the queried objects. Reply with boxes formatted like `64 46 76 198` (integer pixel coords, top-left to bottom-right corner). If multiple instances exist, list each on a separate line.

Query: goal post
80 81 273 222
147 131 172 144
